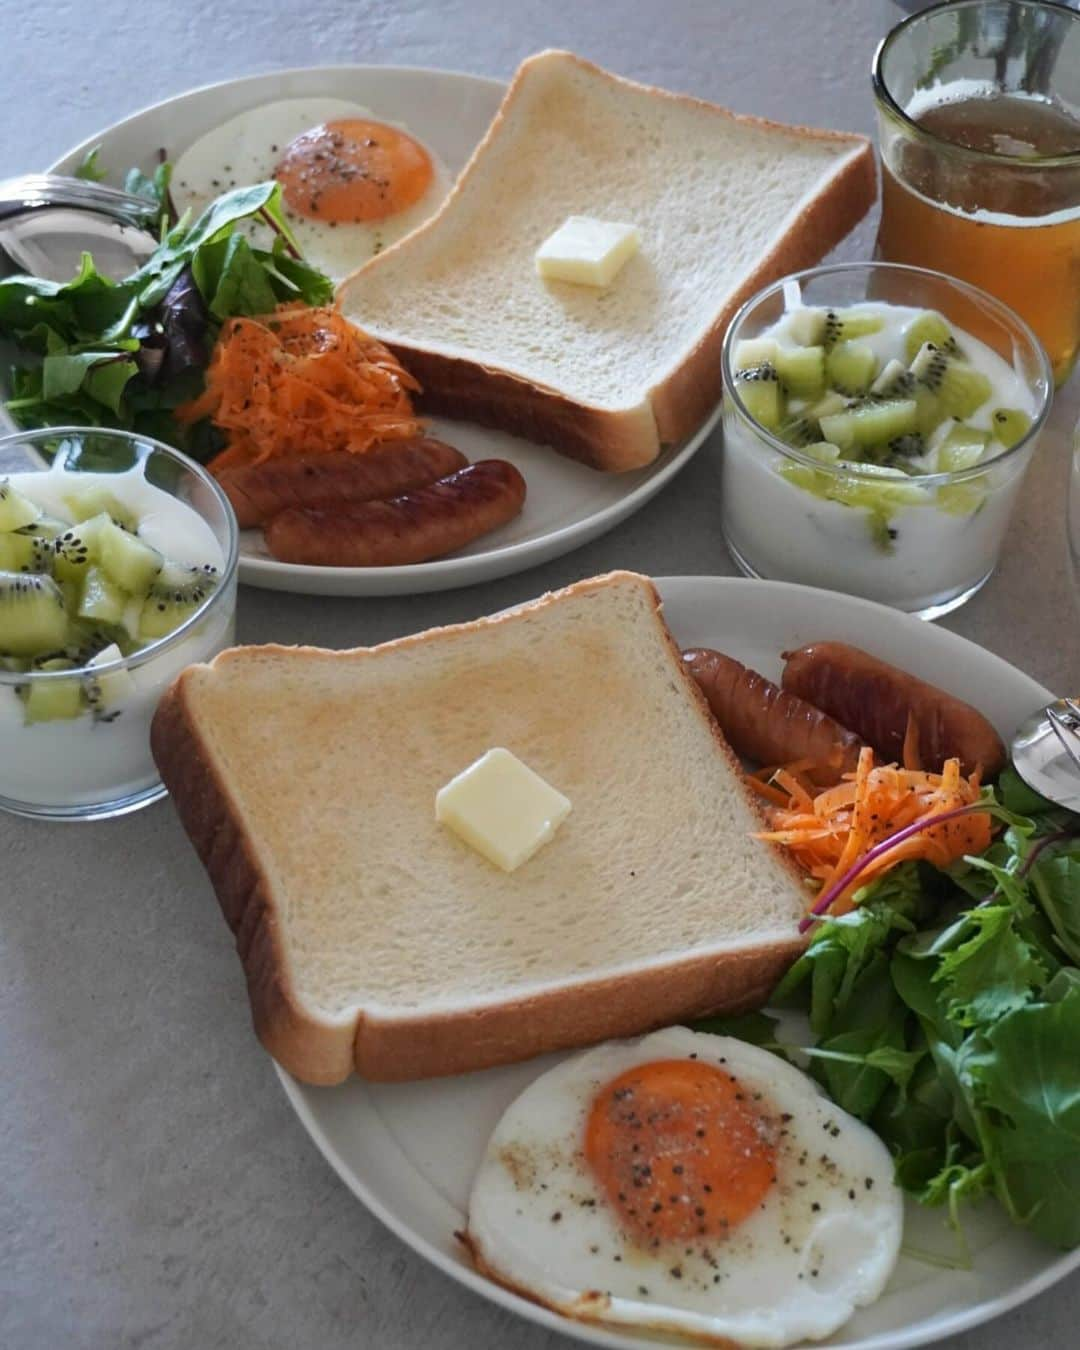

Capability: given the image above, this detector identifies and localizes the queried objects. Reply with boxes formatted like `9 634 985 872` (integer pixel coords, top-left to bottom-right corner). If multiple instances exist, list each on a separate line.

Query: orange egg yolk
584 1059 778 1248
274 119 433 224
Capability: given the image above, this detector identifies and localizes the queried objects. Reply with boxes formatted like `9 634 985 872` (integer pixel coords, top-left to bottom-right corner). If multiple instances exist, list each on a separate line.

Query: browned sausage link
781 641 1006 778
215 437 468 528
682 648 864 786
264 459 527 567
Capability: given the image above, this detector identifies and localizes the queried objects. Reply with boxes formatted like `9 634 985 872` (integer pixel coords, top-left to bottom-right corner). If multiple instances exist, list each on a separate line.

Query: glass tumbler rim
872 0 1080 170
720 260 1054 486
0 425 239 687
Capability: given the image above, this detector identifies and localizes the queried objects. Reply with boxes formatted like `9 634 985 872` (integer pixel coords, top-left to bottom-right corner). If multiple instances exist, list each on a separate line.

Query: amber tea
877 91 1080 383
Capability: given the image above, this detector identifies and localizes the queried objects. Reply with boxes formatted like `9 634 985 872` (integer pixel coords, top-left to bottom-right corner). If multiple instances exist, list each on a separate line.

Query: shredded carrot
756 746 991 916
176 304 424 470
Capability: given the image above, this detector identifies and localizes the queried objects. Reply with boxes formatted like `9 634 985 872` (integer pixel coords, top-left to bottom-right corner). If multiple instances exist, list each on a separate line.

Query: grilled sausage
215 437 468 528
264 459 527 567
781 641 1006 778
683 647 864 785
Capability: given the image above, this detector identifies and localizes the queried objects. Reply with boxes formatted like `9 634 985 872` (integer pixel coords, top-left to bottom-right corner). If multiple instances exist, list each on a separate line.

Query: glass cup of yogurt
0 427 238 819
719 261 1053 618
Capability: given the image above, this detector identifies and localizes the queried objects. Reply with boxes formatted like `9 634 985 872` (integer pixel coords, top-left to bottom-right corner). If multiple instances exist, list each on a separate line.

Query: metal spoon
1011 698 1080 812
0 173 161 229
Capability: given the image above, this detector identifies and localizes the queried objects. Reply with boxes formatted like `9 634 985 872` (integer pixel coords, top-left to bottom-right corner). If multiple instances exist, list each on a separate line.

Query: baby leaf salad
0 160 332 458
703 768 1080 1251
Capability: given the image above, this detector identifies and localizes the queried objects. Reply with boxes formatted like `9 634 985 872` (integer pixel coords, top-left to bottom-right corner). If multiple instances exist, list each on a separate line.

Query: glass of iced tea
873 0 1080 386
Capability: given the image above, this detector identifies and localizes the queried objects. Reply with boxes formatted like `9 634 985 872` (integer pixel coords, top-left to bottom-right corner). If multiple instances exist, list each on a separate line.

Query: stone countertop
2 2 1077 1347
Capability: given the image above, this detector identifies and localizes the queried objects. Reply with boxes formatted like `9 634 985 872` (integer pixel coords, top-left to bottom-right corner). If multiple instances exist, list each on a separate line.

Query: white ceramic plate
275 575 1078 1350
44 66 718 597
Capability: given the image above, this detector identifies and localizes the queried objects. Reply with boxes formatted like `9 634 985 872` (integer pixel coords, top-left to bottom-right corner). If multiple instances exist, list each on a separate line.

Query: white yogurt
720 302 1039 614
0 464 234 812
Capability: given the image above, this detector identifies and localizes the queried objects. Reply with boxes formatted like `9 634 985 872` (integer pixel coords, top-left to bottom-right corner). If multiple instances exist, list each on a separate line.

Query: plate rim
271 574 1079 1350
46 61 509 177
46 62 718 597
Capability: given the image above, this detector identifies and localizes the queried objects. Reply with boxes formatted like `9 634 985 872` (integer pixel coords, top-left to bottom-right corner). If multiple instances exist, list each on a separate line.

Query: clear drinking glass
719 262 1053 619
0 428 238 820
873 0 1080 386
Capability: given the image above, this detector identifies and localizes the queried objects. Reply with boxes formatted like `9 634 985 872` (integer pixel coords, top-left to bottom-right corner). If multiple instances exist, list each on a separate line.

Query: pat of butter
436 747 572 873
535 216 641 288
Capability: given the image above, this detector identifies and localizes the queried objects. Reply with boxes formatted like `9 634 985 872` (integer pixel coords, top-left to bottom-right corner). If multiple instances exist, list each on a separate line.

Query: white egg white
171 98 450 284
466 1026 902 1349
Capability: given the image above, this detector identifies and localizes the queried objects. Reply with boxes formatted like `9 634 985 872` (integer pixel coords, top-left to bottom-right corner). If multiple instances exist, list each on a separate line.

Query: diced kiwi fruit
78 565 129 626
990 408 1032 449
788 307 884 349
0 478 40 533
53 513 110 584
20 657 84 723
61 486 138 532
904 311 962 362
870 359 916 400
870 360 944 437
17 514 67 542
825 341 878 396
733 338 779 371
909 342 992 419
778 459 931 511
934 422 991 473
937 480 987 517
0 571 70 657
139 562 218 640
0 532 52 574
778 415 822 448
732 363 785 430
84 643 135 718
97 518 162 594
867 511 898 555
777 391 849 448
820 399 919 451
774 345 826 399
885 434 926 460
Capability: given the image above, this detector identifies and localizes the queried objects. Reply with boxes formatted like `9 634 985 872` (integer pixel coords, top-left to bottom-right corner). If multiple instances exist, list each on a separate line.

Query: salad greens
700 768 1080 1251
0 165 333 459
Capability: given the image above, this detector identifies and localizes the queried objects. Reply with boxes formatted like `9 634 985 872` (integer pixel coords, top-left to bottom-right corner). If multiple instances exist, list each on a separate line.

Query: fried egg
465 1027 902 1348
171 99 450 283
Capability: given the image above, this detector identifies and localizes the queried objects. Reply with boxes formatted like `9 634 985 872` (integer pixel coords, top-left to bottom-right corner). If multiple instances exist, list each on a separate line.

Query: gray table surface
3 2 1078 1347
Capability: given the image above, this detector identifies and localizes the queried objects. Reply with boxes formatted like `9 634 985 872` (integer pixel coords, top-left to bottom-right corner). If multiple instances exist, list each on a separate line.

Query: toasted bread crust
151 572 808 1085
379 348 661 472
339 49 876 472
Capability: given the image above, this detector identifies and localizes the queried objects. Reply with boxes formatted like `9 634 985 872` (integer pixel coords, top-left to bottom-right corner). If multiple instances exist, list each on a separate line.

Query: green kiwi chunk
789 306 885 349
84 643 135 720
820 400 919 452
990 408 1032 449
826 341 878 396
774 345 826 399
78 565 128 626
0 479 40 533
53 513 111 585
870 359 916 400
935 422 991 473
909 343 992 419
732 363 785 430
778 415 822 448
21 657 83 723
0 532 52 574
17 514 67 543
139 562 218 640
733 338 779 371
904 311 961 362
98 519 162 594
61 486 138 532
0 571 69 657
